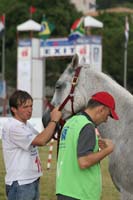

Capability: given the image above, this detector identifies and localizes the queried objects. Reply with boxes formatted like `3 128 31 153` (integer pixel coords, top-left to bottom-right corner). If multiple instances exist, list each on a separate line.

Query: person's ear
11 107 17 115
98 105 104 114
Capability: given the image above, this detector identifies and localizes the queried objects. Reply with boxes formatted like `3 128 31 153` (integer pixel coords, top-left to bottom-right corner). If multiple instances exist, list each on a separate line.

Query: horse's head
42 54 88 128
42 53 122 131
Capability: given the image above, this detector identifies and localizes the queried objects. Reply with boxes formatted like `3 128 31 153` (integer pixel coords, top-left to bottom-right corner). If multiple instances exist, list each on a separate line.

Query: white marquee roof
84 16 103 28
17 19 41 32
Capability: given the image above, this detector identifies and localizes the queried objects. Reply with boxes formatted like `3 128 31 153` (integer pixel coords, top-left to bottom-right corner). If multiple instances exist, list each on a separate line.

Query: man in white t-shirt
2 90 62 200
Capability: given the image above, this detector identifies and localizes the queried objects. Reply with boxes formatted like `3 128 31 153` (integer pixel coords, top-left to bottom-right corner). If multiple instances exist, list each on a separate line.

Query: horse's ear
71 54 79 69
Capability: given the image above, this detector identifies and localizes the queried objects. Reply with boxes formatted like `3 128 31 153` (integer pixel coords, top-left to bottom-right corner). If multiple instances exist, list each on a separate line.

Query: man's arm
31 107 62 146
78 138 114 169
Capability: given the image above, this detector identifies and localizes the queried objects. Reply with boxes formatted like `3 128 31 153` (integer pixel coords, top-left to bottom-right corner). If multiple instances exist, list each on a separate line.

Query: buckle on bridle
72 76 78 85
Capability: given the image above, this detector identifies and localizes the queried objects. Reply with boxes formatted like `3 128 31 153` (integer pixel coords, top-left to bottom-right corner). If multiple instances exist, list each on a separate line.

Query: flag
39 16 55 40
69 17 85 41
0 14 5 37
125 16 129 44
29 6 36 14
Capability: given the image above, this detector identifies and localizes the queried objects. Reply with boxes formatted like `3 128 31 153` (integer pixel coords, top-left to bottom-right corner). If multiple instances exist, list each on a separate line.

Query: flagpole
2 14 5 81
30 12 32 19
123 16 129 89
124 42 127 88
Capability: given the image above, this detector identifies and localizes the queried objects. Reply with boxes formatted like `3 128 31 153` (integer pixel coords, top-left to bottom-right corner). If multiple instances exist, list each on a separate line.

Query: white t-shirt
2 118 43 185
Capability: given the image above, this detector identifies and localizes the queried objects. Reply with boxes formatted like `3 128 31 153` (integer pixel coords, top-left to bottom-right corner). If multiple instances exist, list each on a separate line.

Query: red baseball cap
91 91 119 120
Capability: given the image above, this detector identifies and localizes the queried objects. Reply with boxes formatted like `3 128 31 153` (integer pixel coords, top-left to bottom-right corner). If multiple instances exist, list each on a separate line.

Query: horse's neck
78 68 133 118
83 69 132 100
63 67 133 125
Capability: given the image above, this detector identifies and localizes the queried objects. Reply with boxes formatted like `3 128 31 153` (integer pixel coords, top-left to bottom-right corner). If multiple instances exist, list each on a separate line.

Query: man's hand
99 138 114 153
50 107 62 122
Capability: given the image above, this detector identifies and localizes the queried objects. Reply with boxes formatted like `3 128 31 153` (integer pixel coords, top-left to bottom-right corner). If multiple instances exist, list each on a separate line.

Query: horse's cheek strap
59 95 70 111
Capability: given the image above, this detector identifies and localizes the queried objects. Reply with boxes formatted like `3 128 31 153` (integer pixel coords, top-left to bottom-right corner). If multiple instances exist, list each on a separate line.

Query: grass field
0 140 120 200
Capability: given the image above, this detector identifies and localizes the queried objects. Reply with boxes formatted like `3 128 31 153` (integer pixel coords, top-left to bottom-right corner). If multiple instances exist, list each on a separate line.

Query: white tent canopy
84 16 103 28
17 19 41 32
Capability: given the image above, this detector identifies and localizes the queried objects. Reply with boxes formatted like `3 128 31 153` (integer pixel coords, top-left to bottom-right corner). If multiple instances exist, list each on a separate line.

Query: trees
0 0 82 87
0 0 132 92
94 12 133 92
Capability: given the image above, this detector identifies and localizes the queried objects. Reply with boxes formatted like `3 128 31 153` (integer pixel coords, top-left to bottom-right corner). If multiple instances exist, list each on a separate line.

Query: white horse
42 54 133 200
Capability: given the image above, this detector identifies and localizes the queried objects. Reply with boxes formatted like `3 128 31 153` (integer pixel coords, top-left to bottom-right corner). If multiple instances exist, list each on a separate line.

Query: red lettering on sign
80 47 86 55
21 49 28 57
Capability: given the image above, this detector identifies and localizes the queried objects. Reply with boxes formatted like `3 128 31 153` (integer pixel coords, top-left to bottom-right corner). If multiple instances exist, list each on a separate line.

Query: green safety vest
56 114 102 200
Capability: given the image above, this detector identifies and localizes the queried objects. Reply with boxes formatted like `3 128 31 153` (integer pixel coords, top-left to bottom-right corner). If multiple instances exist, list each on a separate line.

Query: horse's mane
83 67 133 103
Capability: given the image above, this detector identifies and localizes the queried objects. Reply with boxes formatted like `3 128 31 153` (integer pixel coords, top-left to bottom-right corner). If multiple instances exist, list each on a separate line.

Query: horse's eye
55 81 66 90
55 82 62 89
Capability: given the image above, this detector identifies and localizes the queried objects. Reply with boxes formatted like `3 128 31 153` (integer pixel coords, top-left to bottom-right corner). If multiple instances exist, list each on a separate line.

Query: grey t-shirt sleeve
77 124 96 157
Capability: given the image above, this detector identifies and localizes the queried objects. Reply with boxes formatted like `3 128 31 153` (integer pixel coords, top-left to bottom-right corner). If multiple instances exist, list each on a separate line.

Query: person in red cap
56 91 119 200
91 91 119 120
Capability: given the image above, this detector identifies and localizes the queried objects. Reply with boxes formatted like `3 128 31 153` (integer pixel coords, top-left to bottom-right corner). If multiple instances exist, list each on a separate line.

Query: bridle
46 65 82 119
58 66 82 114
45 66 82 149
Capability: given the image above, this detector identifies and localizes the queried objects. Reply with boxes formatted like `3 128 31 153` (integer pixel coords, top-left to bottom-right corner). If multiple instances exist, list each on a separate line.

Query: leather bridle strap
44 66 82 150
58 66 82 114
45 100 55 111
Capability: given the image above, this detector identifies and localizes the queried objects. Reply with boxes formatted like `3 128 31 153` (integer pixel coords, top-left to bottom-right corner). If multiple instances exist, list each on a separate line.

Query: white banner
17 40 32 93
40 46 75 57
40 36 102 71
91 45 102 72
75 44 90 64
17 60 31 93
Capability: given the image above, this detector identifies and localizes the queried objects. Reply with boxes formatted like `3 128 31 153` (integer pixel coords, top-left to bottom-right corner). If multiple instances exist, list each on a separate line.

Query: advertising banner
40 36 102 71
40 38 75 57
17 40 32 93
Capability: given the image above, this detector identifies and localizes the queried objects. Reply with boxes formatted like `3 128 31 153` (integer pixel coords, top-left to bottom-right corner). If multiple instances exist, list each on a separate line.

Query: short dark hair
9 90 33 116
87 98 103 108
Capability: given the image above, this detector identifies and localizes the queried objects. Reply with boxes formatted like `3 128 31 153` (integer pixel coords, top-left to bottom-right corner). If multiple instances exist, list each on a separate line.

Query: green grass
0 141 120 200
